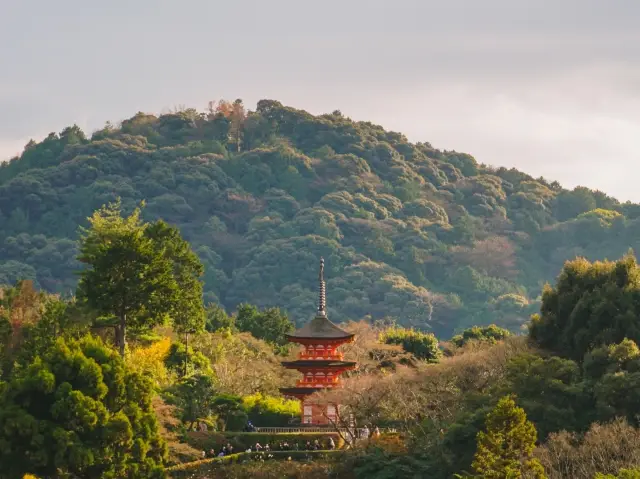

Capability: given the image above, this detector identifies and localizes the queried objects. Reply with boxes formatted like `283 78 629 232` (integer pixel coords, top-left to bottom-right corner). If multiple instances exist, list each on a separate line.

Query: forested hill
0 99 635 337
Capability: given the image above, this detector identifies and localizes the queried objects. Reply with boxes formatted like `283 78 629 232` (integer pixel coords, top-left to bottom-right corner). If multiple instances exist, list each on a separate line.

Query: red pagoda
280 258 356 425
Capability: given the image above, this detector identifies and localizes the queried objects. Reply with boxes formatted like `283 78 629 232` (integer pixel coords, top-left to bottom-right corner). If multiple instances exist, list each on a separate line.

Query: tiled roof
286 314 354 340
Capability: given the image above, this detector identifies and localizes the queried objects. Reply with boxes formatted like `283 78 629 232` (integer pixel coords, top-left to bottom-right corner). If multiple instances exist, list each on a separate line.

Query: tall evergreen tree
468 396 546 479
77 200 204 356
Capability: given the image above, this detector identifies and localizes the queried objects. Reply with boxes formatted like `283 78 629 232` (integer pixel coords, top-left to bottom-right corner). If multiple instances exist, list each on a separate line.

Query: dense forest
0 99 636 337
2 100 640 478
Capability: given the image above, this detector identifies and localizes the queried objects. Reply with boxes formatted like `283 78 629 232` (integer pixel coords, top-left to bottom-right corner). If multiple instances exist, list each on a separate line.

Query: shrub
167 451 343 478
379 326 441 362
451 324 511 348
242 393 300 427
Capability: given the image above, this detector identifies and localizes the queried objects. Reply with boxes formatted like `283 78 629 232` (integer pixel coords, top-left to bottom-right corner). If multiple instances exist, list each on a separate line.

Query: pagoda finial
318 257 326 316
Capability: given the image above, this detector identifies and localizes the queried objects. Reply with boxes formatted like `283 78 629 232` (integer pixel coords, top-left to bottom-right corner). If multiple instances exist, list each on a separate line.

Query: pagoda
280 258 356 425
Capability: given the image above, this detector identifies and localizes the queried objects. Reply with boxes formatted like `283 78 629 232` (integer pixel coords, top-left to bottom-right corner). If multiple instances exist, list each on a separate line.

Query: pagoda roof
281 360 357 369
286 257 355 341
279 386 325 396
286 314 354 341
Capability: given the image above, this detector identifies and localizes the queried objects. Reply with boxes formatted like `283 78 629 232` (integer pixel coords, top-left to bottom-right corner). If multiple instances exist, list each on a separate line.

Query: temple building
279 258 356 425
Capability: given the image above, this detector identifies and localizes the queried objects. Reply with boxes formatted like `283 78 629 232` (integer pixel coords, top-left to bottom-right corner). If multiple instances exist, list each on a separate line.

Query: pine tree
470 396 546 479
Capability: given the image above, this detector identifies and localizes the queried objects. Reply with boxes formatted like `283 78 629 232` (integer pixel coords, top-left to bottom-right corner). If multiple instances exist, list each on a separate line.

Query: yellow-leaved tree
127 337 173 387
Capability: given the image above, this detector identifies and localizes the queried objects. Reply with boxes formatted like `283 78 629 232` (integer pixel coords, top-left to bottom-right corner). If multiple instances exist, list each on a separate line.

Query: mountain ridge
0 99 634 337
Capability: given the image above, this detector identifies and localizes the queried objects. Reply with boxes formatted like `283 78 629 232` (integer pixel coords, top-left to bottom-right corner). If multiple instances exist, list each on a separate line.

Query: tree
451 237 519 280
530 253 640 360
0 282 91 378
77 200 204 357
451 324 511 348
379 326 441 363
467 396 546 479
205 303 234 332
0 335 167 478
503 354 589 438
210 394 248 431
171 373 217 429
235 304 294 347
536 419 640 479
164 341 210 377
145 220 205 336
553 186 598 221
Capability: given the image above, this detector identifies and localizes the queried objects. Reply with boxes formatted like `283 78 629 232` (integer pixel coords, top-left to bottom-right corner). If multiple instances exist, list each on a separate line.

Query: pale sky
2 1 640 200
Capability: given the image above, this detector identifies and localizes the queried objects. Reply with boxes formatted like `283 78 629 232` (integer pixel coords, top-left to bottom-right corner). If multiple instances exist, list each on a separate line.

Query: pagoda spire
318 257 326 316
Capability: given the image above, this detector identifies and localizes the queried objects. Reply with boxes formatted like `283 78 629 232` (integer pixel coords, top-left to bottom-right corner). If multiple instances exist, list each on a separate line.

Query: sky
1 1 640 200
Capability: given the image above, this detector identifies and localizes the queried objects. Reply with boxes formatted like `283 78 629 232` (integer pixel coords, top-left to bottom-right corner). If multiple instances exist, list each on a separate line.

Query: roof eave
285 333 355 341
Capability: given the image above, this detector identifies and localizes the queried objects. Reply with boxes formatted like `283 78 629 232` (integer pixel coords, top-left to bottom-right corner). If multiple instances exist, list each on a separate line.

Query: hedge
185 431 344 452
167 450 343 478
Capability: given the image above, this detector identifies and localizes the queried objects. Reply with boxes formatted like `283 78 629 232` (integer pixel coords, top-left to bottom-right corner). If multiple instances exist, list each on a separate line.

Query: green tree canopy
235 303 294 347
379 326 441 363
205 303 234 332
169 373 217 429
0 335 167 478
530 253 640 360
451 324 511 348
77 200 205 356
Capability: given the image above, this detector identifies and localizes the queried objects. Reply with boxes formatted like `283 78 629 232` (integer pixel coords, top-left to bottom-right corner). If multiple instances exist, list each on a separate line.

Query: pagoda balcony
298 352 344 360
296 377 339 388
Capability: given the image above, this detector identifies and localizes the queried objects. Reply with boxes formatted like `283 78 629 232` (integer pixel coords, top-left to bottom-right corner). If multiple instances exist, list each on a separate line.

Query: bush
212 461 334 479
242 393 300 427
451 324 511 348
379 326 441 362
167 451 343 478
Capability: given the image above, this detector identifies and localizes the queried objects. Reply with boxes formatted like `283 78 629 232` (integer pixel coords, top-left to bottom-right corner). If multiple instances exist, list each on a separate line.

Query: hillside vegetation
0 99 636 336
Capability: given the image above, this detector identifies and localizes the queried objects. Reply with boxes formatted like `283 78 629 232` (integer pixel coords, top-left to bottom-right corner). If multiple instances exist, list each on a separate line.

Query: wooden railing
298 352 344 360
295 377 339 387
254 427 397 434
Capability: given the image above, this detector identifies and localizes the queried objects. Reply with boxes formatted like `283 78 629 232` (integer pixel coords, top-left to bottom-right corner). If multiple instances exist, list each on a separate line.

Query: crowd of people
202 436 339 458
200 424 382 459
